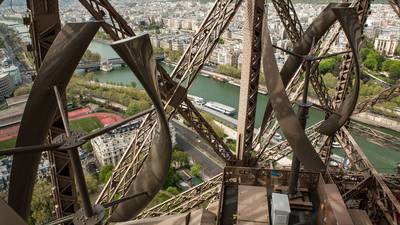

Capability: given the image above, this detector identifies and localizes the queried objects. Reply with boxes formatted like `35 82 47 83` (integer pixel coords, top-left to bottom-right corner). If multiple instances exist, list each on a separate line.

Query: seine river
86 41 400 172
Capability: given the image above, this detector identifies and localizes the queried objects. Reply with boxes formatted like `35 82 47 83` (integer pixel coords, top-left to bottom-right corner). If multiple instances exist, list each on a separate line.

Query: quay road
172 120 224 179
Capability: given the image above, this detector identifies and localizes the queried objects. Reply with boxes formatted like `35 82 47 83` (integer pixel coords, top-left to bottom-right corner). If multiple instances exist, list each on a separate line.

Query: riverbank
163 61 400 133
163 61 268 95
351 112 400 132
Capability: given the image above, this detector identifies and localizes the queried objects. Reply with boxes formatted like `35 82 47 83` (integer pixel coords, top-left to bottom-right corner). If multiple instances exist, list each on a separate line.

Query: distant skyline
0 0 391 9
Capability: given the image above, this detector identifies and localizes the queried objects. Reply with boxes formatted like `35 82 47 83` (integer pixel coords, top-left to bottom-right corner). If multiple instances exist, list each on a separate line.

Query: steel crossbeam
333 0 371 109
135 174 223 219
336 127 400 225
257 122 323 165
354 83 400 114
236 0 264 162
348 121 400 149
389 0 400 17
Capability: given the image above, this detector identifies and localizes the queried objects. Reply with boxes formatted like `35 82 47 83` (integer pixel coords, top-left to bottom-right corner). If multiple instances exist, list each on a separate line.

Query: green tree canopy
172 149 189 168
83 49 101 62
216 64 241 79
382 60 400 80
125 99 151 116
99 165 113 183
14 84 32 96
85 173 99 194
190 163 202 177
319 56 340 75
29 180 54 225
163 167 180 189
201 112 225 138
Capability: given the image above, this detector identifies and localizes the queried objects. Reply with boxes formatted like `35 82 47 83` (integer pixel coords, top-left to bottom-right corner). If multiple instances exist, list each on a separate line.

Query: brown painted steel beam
259 3 349 137
26 0 61 71
257 122 323 165
236 0 264 163
262 26 324 172
354 82 400 114
135 174 223 219
8 21 100 220
337 127 400 225
316 7 362 136
348 121 400 149
332 0 371 109
108 34 172 222
25 1 81 221
0 200 28 225
389 0 400 18
271 0 303 43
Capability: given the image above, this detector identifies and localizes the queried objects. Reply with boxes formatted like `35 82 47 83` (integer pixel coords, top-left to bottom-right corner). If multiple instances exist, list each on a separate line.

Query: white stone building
374 35 399 56
92 120 176 167
0 72 15 100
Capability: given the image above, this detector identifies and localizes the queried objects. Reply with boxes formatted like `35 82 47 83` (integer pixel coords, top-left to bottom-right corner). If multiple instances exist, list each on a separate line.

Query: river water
87 41 400 172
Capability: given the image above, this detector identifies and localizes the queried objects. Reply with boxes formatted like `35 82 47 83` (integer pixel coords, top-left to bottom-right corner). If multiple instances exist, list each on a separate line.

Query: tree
0 191 7 200
319 57 338 74
216 64 241 79
165 186 179 196
83 49 101 62
86 72 96 81
395 45 400 56
167 50 183 61
82 142 93 152
163 167 180 189
14 84 32 96
99 165 113 183
85 173 99 194
172 149 189 168
29 180 54 225
382 60 400 80
125 100 151 116
364 56 378 71
201 112 225 138
388 62 400 80
190 163 202 177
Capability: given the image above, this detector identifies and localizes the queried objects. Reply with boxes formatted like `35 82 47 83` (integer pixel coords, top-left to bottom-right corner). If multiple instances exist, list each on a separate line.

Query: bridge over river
77 54 165 71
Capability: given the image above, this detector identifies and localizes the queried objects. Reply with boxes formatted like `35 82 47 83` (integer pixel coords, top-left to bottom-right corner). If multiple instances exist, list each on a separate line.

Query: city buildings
92 119 176 166
0 71 15 100
374 35 399 56
0 156 49 190
2 65 22 85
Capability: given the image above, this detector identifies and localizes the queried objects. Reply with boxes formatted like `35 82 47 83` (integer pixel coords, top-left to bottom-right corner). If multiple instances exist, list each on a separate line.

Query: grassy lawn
70 117 103 133
0 117 101 151
0 138 16 149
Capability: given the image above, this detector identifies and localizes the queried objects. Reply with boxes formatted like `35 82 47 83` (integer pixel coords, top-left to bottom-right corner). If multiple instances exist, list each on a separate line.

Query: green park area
0 138 16 149
70 117 103 133
0 117 103 150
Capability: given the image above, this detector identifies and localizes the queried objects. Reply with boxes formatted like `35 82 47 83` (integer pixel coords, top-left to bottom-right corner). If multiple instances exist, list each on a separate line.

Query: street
172 120 224 178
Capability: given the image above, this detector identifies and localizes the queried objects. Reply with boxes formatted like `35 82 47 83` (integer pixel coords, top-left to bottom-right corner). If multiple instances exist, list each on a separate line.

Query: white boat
204 101 236 115
332 141 341 148
274 133 283 141
100 61 113 72
330 154 345 164
228 80 240 87
187 94 205 105
258 90 267 95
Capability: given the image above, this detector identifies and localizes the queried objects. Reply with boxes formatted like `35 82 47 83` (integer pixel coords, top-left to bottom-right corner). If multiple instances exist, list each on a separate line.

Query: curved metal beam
317 7 362 135
261 26 324 172
259 3 349 136
7 22 101 219
108 34 172 222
